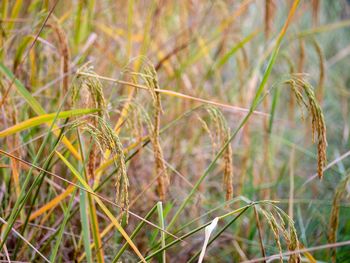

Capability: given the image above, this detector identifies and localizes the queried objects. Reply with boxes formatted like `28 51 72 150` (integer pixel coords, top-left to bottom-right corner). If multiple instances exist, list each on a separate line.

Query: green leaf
0 108 99 138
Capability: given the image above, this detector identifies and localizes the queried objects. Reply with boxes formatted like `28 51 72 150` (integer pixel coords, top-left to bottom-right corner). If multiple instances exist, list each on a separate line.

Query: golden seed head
286 76 327 179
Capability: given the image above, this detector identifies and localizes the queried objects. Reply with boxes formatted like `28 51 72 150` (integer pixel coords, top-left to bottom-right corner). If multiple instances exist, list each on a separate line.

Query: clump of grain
198 106 233 201
73 65 107 180
261 210 283 262
82 118 129 218
288 224 301 263
73 66 129 218
73 65 106 117
285 76 327 179
275 210 301 263
124 59 169 200
261 206 301 263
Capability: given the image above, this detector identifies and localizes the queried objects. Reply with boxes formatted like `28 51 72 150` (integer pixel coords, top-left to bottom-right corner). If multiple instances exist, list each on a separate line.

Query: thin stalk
157 202 166 263
77 129 104 263
254 206 266 262
50 187 78 262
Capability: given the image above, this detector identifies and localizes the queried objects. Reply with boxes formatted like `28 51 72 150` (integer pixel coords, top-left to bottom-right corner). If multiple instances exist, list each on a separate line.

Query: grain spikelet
206 106 233 201
73 65 106 118
133 60 169 200
197 115 217 156
82 118 129 218
275 210 301 262
261 210 283 262
288 224 301 263
286 76 327 179
125 101 145 144
73 66 107 181
73 67 129 218
261 207 301 263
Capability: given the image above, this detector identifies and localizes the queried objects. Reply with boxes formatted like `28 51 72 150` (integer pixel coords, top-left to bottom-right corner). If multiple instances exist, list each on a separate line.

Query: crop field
0 0 350 262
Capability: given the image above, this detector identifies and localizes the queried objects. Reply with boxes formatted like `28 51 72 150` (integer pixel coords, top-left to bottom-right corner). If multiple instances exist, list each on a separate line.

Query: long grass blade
197 217 218 263
0 108 98 137
0 62 82 160
49 187 77 262
157 202 166 263
80 185 93 263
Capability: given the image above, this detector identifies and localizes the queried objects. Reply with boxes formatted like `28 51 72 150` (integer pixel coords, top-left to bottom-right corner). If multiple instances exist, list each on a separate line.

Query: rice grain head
137 61 169 200
82 118 129 219
73 67 129 219
73 65 106 118
286 76 327 179
205 106 233 202
261 210 283 263
73 66 107 181
261 207 301 263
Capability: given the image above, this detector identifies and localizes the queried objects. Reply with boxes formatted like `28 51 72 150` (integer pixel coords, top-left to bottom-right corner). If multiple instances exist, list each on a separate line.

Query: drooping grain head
73 66 106 118
82 118 129 219
72 68 129 218
275 210 300 263
73 66 108 181
286 76 327 179
261 210 283 263
261 207 301 263
205 106 233 202
138 61 169 201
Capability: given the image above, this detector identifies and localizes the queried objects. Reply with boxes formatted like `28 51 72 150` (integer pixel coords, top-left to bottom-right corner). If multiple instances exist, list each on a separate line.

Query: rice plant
0 0 350 262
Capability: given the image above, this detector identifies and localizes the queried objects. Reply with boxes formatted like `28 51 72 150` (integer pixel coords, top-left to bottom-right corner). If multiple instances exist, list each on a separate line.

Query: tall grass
1 0 350 262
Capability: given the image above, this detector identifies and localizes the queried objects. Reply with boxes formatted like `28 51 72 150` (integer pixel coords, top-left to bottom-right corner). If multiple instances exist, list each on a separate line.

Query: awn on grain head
73 66 129 219
285 76 327 179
